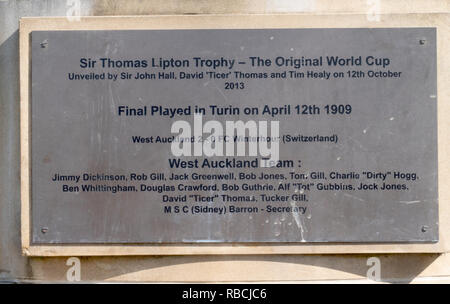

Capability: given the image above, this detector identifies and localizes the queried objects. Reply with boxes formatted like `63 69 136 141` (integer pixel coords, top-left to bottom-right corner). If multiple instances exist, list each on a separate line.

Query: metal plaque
30 28 438 244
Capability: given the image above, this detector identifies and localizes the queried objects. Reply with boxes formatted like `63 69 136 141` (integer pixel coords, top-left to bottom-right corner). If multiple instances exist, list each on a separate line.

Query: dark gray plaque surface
30 28 438 244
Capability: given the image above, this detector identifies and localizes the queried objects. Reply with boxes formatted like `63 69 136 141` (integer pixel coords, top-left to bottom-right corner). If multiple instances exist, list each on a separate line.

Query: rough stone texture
1 0 449 282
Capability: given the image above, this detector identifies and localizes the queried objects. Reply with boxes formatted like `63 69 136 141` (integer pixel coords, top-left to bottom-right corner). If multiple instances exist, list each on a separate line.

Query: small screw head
419 39 426 45
421 225 428 233
40 40 48 48
41 227 48 234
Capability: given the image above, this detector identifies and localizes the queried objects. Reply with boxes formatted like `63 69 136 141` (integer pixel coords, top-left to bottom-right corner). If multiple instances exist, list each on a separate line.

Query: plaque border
20 14 449 256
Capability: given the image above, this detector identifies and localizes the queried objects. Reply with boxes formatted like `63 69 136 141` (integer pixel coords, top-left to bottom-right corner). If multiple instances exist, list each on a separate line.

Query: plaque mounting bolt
419 39 426 45
41 227 48 234
421 225 429 233
40 40 48 48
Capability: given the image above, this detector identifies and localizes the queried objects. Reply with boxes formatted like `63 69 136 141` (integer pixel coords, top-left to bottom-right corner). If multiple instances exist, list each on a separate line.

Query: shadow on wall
0 29 33 282
29 253 440 283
